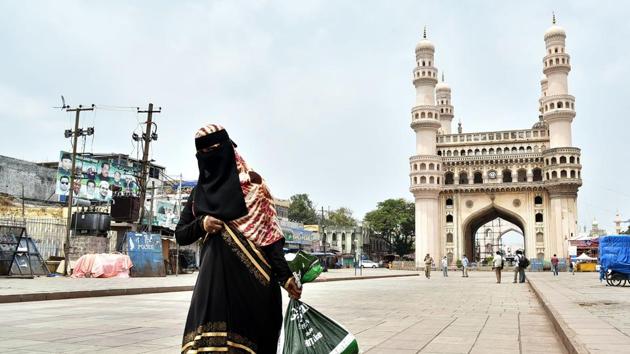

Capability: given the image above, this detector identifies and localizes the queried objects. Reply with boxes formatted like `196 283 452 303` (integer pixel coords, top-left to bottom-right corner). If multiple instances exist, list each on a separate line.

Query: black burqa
176 127 289 354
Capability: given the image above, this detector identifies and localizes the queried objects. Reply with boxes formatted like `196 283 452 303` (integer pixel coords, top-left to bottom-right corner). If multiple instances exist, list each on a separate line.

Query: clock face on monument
488 171 497 179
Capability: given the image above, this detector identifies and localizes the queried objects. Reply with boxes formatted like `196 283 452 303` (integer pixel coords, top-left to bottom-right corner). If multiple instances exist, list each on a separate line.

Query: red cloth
71 254 133 278
551 256 559 265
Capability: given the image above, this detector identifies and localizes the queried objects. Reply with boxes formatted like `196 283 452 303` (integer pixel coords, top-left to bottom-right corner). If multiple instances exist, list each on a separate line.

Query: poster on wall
55 151 140 203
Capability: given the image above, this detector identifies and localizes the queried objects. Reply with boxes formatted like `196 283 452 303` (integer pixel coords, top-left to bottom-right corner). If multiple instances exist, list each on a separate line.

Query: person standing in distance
492 251 503 283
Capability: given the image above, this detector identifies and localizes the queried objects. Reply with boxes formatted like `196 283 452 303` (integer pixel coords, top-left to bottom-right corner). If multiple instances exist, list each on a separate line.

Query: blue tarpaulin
599 235 630 280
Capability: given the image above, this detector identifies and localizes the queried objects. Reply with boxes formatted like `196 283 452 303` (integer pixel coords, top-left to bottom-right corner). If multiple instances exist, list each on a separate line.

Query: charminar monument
410 16 581 267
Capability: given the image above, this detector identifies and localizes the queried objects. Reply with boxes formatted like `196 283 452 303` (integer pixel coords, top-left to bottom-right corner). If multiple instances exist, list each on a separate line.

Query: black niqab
193 129 248 221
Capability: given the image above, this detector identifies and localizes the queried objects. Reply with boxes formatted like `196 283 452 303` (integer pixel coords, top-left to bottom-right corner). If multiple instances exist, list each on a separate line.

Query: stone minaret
410 27 443 267
541 14 582 258
436 73 454 134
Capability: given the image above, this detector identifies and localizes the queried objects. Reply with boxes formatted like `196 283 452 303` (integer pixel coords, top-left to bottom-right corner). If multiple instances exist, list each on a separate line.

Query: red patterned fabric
229 150 284 247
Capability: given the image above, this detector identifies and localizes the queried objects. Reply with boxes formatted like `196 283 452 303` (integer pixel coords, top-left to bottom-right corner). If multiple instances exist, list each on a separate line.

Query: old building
409 18 581 267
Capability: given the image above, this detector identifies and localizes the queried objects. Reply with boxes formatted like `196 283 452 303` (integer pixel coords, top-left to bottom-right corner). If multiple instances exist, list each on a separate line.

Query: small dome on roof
436 81 450 91
545 24 566 39
532 116 548 129
416 39 434 52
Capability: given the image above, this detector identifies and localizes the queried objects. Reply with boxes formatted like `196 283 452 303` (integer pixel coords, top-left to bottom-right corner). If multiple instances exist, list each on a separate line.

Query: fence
0 216 116 260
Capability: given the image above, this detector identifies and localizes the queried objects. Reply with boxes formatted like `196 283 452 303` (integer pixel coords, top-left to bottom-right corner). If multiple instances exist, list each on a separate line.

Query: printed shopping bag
278 299 359 354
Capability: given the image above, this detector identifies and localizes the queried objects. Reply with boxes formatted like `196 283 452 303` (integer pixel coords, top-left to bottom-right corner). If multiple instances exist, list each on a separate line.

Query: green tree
364 198 415 256
621 226 630 235
325 207 357 228
288 194 318 224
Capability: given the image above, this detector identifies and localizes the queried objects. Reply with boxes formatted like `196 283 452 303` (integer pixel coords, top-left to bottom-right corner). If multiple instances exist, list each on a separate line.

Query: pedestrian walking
462 255 469 277
569 259 575 275
551 254 559 276
175 124 302 354
424 253 433 279
513 250 527 283
492 251 503 283
441 256 448 277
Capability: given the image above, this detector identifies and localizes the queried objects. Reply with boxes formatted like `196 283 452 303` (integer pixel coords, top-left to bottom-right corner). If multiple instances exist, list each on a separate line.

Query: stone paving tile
0 273 568 353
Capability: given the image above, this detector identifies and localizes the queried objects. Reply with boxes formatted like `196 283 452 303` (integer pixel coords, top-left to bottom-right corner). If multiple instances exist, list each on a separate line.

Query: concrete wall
0 155 57 201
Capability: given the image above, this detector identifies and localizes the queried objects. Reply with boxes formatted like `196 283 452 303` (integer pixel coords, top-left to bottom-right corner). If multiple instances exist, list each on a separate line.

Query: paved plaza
0 272 567 353
527 272 630 353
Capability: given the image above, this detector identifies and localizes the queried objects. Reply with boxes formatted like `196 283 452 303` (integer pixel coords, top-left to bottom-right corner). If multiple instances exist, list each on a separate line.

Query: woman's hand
202 215 224 234
284 277 302 300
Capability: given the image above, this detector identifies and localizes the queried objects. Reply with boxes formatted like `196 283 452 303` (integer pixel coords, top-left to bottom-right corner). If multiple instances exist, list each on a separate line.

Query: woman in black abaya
176 124 301 354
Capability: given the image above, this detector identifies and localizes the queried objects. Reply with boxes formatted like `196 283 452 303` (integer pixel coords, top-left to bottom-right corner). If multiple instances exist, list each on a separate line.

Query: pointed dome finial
423 25 427 39
552 11 556 25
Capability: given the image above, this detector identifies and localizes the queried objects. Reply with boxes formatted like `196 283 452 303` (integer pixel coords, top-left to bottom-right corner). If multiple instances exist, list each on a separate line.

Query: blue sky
1 1 628 231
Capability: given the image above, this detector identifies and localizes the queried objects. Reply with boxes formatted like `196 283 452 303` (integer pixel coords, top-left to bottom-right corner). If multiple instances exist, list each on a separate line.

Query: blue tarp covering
599 235 630 280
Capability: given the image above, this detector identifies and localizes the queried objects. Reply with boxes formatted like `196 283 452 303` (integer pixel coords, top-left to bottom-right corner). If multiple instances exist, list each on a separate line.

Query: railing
437 128 548 145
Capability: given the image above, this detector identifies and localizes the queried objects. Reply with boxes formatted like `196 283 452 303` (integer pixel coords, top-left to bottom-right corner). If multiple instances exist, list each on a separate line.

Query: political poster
56 151 140 203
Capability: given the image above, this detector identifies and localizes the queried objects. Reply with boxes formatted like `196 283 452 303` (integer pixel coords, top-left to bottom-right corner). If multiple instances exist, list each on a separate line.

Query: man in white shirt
441 256 448 277
492 251 503 283
462 255 469 277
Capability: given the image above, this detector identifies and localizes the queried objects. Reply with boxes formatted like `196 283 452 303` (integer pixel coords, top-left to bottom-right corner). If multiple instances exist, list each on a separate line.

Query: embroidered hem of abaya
181 225 282 354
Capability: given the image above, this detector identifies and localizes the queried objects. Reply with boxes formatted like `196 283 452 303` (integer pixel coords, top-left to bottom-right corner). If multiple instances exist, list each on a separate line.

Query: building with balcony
409 18 581 267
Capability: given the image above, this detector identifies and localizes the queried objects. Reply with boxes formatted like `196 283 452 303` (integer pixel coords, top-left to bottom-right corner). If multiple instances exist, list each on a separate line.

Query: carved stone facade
410 19 581 267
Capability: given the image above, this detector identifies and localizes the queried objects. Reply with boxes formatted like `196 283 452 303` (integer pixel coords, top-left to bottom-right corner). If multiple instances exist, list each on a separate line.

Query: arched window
535 213 543 222
420 176 427 183
561 170 567 178
569 156 575 163
421 112 426 118
496 148 502 155
460 150 466 156
517 169 527 182
552 171 557 179
467 149 473 155
332 233 337 242
570 170 576 178
446 150 452 157
534 196 543 205
453 150 459 156
489 148 495 155
504 147 510 153
446 215 453 223
413 177 417 184
551 157 557 165
502 169 513 183
429 176 435 184
446 198 453 207
578 171 581 178
536 232 544 243
558 102 563 108
341 233 346 250
429 163 435 170
519 146 525 152
459 171 468 184
577 157 580 164
532 168 543 182
445 172 454 185
437 177 440 184
436 165 440 171
511 147 517 153
526 146 532 152
481 149 487 155
413 164 418 171
422 60 425 66
550 102 555 109
446 233 453 243
560 156 567 164
474 149 480 156
420 163 427 170
428 112 433 118
473 171 483 184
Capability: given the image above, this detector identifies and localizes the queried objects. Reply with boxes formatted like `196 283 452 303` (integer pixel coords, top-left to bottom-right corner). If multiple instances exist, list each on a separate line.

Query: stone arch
532 168 543 182
463 204 526 262
445 172 454 185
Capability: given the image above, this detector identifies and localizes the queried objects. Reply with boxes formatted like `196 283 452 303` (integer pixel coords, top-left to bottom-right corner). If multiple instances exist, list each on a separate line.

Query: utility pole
63 104 95 276
321 206 327 271
148 181 155 233
136 103 161 231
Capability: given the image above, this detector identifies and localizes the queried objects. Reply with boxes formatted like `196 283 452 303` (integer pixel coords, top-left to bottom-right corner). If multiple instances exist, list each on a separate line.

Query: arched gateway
409 19 582 268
